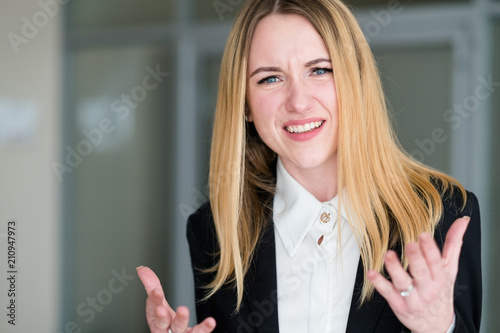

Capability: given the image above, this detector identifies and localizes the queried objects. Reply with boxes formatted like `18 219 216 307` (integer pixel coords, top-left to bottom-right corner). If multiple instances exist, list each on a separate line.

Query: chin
287 152 337 171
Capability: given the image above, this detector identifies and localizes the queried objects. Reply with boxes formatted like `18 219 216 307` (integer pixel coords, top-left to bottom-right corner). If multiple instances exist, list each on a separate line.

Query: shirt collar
273 158 350 257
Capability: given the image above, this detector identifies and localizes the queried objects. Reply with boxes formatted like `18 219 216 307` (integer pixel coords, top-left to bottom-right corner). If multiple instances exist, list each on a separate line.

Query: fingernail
462 216 471 223
419 232 429 240
136 265 144 271
387 250 398 259
407 242 418 252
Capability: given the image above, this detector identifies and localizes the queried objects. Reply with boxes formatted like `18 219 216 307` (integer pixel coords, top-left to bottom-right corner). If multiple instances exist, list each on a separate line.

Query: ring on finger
399 283 414 297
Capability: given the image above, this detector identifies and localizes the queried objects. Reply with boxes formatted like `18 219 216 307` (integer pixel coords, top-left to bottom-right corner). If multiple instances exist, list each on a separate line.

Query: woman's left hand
367 216 470 333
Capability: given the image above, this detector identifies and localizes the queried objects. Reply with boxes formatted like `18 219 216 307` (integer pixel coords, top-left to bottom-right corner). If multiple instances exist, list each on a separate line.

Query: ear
245 105 253 122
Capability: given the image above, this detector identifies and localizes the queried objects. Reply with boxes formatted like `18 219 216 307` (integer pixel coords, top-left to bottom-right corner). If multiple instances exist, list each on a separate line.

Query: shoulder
434 187 480 246
186 201 213 234
186 202 218 268
432 185 480 252
441 186 479 218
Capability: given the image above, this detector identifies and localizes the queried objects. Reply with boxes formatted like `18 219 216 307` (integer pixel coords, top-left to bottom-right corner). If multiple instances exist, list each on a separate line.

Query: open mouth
285 120 325 134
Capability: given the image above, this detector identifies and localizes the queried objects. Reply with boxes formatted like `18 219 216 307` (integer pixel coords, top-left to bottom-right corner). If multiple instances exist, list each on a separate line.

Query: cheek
248 90 284 127
313 82 338 119
248 104 283 148
252 113 281 147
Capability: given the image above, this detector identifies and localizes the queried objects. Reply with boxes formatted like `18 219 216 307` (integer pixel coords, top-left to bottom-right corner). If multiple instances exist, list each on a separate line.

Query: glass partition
487 20 500 330
67 44 176 332
374 45 453 173
67 0 176 32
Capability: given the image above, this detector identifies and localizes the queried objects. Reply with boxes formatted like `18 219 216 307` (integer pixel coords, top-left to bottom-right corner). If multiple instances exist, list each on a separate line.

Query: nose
285 79 314 114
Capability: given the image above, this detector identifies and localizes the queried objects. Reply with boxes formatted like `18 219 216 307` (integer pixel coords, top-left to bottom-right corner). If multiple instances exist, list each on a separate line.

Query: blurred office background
0 0 498 332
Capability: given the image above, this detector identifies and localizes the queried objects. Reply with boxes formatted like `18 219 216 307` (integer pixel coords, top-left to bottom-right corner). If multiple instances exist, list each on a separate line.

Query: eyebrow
249 66 281 78
305 58 331 67
249 58 331 78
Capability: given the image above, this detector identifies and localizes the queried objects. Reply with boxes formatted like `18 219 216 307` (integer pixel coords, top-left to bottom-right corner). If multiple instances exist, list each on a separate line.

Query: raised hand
367 216 470 333
137 266 216 333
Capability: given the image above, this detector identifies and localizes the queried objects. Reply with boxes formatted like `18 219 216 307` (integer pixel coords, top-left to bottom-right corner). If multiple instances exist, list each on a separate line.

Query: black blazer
186 190 481 333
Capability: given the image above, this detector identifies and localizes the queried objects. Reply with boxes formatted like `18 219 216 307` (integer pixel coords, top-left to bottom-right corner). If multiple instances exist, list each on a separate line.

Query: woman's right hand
137 266 216 333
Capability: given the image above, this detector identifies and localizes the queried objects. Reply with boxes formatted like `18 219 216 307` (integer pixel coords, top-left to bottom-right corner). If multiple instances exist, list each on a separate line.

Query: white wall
0 1 62 331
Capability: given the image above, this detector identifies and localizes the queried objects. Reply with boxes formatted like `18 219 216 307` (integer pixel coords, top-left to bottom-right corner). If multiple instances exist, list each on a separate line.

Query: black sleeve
185 202 218 324
435 190 482 333
186 203 240 333
186 201 280 333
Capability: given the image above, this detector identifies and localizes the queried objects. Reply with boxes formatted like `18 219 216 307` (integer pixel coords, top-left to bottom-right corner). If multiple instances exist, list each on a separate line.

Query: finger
138 266 176 331
137 266 163 295
367 269 406 310
384 250 413 292
442 217 470 274
151 305 171 331
144 296 172 333
138 266 174 314
406 240 431 283
190 317 217 333
147 288 170 310
170 306 190 333
417 232 444 281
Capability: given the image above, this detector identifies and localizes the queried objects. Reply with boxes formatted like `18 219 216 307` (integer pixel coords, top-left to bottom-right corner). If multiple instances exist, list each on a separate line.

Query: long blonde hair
207 0 466 310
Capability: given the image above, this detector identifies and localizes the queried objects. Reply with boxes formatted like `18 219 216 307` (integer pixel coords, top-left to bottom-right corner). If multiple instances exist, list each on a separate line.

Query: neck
281 158 338 202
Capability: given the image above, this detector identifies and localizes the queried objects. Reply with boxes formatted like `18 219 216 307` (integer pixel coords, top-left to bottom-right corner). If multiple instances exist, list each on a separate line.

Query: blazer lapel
346 259 388 333
243 221 387 333
242 208 392 333
243 219 280 333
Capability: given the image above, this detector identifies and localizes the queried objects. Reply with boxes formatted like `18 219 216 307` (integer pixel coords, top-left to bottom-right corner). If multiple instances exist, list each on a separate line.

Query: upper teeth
286 121 324 134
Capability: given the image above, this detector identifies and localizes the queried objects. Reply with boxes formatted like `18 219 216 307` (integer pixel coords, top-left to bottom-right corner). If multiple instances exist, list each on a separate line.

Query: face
246 14 338 179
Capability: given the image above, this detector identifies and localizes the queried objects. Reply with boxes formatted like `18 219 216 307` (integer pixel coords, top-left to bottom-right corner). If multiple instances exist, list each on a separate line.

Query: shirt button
320 209 331 224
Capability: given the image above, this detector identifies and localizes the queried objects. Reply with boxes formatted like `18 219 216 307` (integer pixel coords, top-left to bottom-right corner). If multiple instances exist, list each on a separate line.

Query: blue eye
258 76 279 85
312 68 333 75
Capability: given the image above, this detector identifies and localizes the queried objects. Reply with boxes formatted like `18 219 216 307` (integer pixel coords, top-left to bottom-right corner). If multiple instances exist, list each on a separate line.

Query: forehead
248 14 329 67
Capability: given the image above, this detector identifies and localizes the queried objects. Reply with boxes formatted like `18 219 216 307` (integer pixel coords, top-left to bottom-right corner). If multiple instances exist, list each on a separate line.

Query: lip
282 118 326 142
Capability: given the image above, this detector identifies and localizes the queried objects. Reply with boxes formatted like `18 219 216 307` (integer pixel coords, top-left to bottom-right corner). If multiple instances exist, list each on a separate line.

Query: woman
138 0 481 332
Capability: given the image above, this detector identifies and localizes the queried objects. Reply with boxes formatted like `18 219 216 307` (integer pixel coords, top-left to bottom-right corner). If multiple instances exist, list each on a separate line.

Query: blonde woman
137 0 481 332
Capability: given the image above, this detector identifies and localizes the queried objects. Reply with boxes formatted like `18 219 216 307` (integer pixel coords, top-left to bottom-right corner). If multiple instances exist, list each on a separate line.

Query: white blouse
272 158 456 333
273 159 360 333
